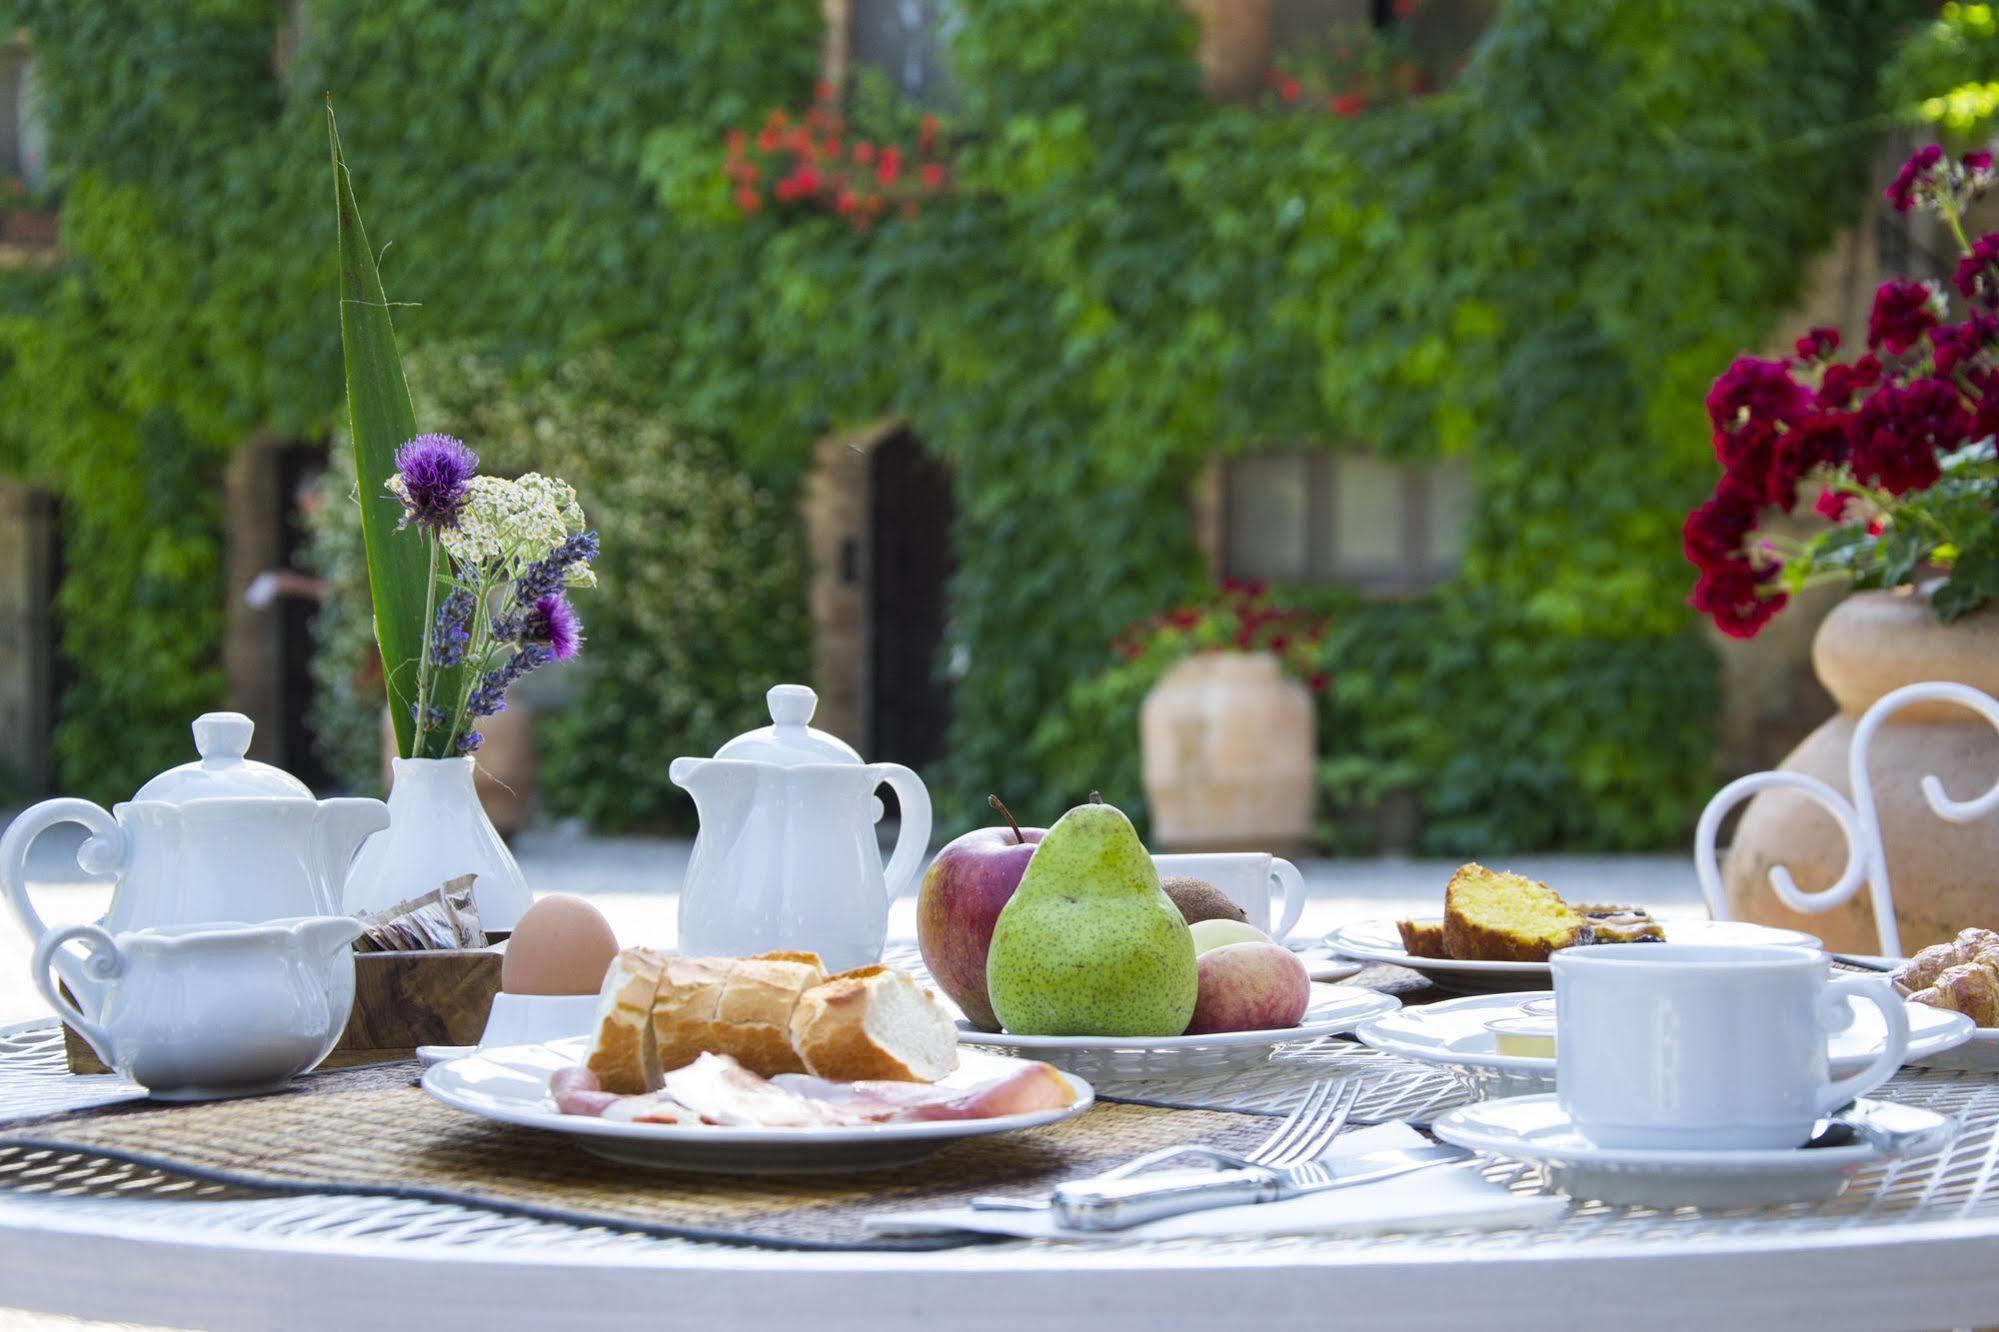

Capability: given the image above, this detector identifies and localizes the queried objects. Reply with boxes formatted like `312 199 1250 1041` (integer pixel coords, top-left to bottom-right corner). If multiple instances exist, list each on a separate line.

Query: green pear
985 794 1198 1037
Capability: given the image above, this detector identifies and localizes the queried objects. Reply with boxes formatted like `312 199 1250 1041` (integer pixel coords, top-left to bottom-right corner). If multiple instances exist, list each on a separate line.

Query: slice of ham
662 1053 845 1127
548 1066 622 1118
896 1062 1076 1121
548 1056 1074 1127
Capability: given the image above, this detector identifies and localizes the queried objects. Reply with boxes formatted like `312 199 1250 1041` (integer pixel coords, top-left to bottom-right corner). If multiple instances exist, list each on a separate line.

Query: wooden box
62 946 505 1074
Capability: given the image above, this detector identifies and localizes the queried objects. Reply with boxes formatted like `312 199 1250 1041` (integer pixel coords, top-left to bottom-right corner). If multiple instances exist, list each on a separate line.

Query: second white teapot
669 685 931 971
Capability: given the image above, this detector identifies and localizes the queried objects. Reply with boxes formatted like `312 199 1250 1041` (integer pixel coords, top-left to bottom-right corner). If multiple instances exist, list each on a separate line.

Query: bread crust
585 948 666 1093
787 965 956 1082
652 951 827 1076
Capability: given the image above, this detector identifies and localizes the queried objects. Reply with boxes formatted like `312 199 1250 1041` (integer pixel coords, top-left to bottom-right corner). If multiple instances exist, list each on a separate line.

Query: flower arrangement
1684 144 1999 637
386 434 597 756
1112 580 1331 691
723 82 950 230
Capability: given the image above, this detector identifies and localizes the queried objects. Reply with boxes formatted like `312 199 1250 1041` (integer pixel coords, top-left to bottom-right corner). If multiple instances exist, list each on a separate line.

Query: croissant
1909 962 1999 1027
1893 927 1999 996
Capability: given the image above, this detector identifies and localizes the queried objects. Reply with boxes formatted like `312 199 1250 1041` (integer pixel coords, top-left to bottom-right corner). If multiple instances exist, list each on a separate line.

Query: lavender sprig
464 644 554 722
430 588 474 668
514 530 599 602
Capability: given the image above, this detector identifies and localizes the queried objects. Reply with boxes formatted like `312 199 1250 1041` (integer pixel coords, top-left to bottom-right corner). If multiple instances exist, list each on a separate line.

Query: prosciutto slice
546 1055 1073 1127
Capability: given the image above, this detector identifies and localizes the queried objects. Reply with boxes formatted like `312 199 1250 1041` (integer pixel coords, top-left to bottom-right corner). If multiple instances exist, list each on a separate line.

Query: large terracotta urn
1140 650 1315 852
1723 588 1999 953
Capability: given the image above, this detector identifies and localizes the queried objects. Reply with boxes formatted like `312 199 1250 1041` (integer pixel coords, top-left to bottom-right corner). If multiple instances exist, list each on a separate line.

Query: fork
970 1078 1361 1212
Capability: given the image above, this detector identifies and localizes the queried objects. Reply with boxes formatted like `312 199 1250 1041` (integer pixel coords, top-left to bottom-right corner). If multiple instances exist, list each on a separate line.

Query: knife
1048 1143 1472 1232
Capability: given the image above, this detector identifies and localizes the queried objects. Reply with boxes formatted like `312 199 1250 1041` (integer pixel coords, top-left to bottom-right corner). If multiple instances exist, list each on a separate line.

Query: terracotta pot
378 703 537 840
1181 0 1271 102
1723 588 1999 953
1140 651 1315 852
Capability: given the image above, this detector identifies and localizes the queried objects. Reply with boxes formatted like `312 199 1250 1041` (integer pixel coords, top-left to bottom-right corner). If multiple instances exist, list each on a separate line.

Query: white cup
1551 943 1909 1151
1151 852 1308 943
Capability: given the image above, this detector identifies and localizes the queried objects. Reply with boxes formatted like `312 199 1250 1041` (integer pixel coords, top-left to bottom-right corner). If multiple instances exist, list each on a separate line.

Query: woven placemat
0 1061 1282 1251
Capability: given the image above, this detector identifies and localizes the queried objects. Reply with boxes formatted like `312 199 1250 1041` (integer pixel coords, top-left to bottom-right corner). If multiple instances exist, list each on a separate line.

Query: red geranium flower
1866 280 1943 355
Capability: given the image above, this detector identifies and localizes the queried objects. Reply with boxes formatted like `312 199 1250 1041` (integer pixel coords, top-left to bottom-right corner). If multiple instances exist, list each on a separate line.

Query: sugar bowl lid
710 685 862 766
132 712 314 802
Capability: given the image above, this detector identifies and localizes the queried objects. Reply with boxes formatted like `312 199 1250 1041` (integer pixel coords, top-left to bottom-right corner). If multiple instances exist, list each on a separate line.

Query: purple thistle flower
391 434 479 532
430 588 475 668
455 731 482 755
522 594 582 660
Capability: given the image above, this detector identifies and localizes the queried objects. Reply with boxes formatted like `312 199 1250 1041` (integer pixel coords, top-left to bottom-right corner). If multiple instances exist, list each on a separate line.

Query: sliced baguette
652 951 827 1076
584 948 666 1093
789 965 960 1082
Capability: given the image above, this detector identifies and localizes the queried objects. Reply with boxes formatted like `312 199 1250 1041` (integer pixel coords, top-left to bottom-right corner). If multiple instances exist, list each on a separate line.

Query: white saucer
1355 991 1976 1101
1432 1094 1951 1207
1911 1025 1999 1071
1324 917 1823 993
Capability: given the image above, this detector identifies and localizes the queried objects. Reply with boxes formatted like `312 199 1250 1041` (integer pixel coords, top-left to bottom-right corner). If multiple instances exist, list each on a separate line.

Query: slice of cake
1395 919 1449 958
1441 864 1584 962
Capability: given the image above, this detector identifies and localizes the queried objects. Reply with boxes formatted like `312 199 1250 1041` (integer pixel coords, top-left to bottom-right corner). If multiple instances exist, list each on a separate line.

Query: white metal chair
1694 681 1999 958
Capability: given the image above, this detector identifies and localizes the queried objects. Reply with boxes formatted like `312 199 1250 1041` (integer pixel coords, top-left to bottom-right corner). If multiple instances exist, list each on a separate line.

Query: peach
1184 941 1311 1034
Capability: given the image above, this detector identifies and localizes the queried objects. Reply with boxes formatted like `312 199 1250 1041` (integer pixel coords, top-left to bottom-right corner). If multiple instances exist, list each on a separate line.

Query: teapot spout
314 798 391 913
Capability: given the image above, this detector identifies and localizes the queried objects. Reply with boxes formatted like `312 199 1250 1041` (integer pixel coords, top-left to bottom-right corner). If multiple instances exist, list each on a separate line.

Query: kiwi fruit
1160 876 1248 926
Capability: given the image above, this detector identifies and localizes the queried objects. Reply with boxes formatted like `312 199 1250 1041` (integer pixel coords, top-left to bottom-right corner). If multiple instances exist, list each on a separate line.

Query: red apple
1184 941 1311 1035
917 797 1044 1031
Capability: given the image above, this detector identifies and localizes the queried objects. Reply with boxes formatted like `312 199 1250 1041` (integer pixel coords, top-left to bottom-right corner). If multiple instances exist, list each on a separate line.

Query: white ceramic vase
344 757 532 932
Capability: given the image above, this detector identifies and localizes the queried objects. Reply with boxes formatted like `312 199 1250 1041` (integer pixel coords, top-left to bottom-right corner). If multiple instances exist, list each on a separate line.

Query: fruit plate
1354 990 1977 1103
955 983 1400 1081
1323 918 1824 994
422 1036 1093 1175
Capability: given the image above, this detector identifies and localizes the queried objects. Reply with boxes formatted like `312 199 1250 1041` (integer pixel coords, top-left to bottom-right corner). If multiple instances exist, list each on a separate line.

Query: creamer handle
32 922 122 1067
0 799 123 957
873 763 933 902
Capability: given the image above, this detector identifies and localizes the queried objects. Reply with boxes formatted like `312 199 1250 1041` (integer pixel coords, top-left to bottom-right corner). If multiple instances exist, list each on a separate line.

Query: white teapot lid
710 685 862 766
132 712 314 802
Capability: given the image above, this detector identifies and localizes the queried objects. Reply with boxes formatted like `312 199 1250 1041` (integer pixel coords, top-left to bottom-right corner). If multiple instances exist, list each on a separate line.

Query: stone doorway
804 420 955 778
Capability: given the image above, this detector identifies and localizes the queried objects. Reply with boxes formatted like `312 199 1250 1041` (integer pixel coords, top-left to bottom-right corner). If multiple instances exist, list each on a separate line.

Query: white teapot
670 684 931 971
0 712 388 1009
34 915 364 1100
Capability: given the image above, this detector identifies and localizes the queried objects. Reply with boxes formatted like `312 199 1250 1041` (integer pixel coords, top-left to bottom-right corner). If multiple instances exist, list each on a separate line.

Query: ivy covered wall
0 0 1919 849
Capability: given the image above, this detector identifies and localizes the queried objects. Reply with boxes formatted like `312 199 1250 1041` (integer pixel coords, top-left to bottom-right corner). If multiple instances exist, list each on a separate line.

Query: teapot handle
871 764 933 903
0 798 123 953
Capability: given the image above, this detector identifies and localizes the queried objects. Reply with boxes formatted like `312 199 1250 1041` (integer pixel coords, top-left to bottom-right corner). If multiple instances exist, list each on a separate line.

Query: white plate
1324 918 1824 993
1356 991 1976 1102
1433 1094 1951 1208
958 983 1400 1081
1910 1025 1999 1071
422 1035 1093 1175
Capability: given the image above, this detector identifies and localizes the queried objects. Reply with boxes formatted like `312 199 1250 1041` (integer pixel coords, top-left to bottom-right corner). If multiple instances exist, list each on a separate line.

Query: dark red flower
1867 279 1942 355
1706 357 1810 436
875 147 901 187
1816 354 1881 409
1813 487 1852 523
919 162 946 191
1884 144 1944 214
1793 327 1841 363
1930 315 1996 378
1331 92 1364 117
1847 377 1967 494
1953 232 1999 304
1682 482 1760 572
1766 413 1850 510
1306 671 1331 693
1278 77 1301 104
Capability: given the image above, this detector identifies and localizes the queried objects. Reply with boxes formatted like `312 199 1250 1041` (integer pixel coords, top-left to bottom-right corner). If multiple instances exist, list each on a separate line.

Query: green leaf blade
329 101 435 758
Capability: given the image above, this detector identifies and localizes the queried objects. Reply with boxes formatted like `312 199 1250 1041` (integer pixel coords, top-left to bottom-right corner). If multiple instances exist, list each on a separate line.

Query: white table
3 1017 1999 1331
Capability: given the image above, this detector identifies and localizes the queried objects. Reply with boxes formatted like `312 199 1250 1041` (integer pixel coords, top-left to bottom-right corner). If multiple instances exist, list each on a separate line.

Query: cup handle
1268 857 1308 943
871 763 933 903
1817 974 1910 1116
31 923 123 1067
